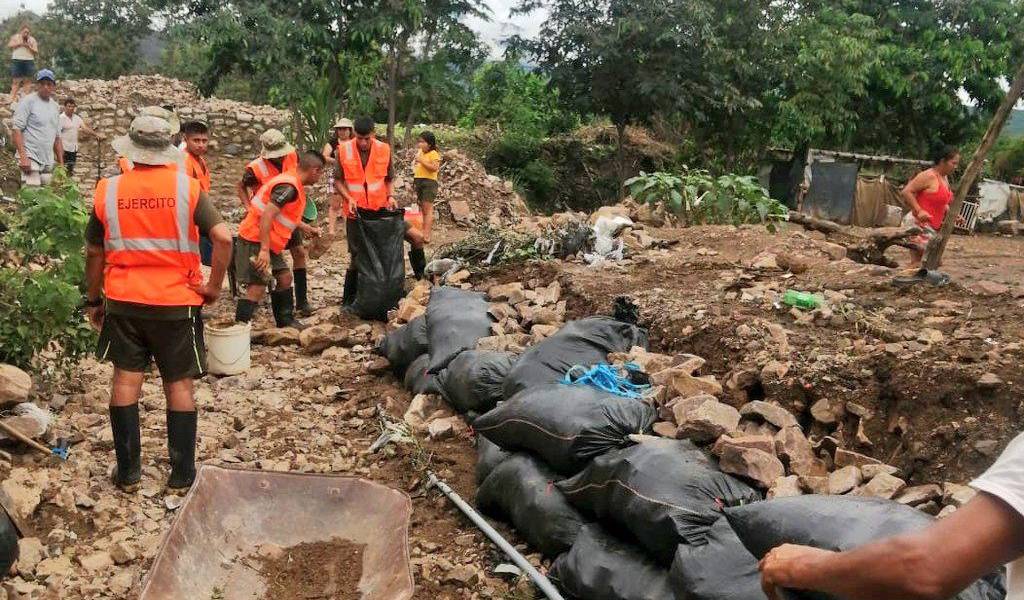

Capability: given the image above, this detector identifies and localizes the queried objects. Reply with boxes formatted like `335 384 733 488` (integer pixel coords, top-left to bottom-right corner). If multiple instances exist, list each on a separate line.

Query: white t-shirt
59 113 85 152
972 432 1024 600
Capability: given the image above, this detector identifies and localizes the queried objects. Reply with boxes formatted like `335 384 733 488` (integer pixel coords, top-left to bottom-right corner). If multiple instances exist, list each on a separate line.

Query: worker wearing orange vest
237 130 318 315
333 117 425 305
181 120 214 266
233 151 325 326
84 115 232 492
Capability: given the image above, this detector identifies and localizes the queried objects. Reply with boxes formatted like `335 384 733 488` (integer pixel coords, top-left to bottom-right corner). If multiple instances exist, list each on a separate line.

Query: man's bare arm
85 243 105 300
762 493 1024 600
207 223 232 291
54 136 64 166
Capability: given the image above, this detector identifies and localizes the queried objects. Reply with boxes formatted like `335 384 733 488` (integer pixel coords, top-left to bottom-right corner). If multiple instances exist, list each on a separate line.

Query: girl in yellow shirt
412 131 441 243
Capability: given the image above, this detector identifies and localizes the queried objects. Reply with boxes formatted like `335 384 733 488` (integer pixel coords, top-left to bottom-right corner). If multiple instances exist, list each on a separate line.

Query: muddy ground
3 157 1023 598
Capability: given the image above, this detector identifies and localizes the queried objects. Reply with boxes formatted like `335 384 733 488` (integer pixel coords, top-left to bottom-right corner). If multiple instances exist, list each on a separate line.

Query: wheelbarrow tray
140 465 414 600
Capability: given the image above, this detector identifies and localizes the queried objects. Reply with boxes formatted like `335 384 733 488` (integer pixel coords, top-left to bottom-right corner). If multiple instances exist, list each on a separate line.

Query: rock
774 427 827 477
659 370 723 399
936 505 958 518
855 472 906 500
676 400 741 443
668 394 714 425
1 468 48 522
530 324 560 343
828 466 863 495
751 252 779 269
447 269 471 285
78 551 113 572
776 253 811 274
818 241 847 261
845 402 872 419
740 401 799 429
16 538 45 576
428 417 462 441
720 446 785 489
652 422 678 438
973 280 1010 296
810 397 846 425
110 542 136 565
977 373 1003 388
996 220 1021 235
917 328 944 344
0 365 31 404
252 327 301 346
488 303 518 322
445 564 481 586
712 434 776 457
407 280 432 305
109 571 134 596
393 298 426 323
449 200 474 224
767 475 804 499
895 484 942 507
799 475 830 495
34 555 73 579
834 448 881 469
613 347 673 376
535 281 562 306
404 394 448 430
860 464 899 479
487 282 525 304
299 324 347 354
974 439 1000 457
942 483 977 507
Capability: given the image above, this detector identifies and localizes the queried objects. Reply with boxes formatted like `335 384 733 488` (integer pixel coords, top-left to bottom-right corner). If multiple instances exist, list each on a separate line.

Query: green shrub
517 160 557 207
484 133 542 173
0 169 95 370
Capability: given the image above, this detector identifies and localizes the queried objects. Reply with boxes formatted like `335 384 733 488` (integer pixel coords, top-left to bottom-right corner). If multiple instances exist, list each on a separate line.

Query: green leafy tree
460 58 569 136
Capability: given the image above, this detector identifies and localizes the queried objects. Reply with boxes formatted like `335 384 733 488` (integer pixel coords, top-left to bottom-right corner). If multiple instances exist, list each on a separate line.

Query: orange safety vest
246 152 299 188
93 165 203 306
339 138 390 217
237 172 306 253
184 152 211 192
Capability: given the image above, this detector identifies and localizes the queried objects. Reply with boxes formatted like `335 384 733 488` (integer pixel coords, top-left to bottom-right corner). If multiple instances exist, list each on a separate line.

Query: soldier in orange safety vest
84 115 232 492
333 117 424 306
233 151 325 326
181 120 214 266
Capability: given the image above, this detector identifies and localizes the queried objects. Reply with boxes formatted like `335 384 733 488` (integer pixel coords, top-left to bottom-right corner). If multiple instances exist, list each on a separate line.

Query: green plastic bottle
782 290 822 310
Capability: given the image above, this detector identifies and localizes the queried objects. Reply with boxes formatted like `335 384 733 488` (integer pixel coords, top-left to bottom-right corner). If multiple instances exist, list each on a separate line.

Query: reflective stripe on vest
341 139 390 213
103 173 199 254
250 158 270 180
249 196 299 231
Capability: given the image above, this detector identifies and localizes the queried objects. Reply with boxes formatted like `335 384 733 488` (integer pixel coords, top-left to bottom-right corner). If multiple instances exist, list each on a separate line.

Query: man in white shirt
759 433 1024 599
7 24 38 101
58 97 97 175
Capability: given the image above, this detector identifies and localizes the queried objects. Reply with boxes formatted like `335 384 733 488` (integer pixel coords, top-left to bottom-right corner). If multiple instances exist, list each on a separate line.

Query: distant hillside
1002 109 1024 139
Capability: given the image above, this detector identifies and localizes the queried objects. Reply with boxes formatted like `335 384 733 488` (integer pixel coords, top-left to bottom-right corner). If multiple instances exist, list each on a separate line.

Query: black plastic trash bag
724 495 1001 600
670 517 766 600
403 354 439 395
558 438 762 564
350 209 407 321
437 351 516 414
475 436 513 485
503 317 648 399
0 509 18 575
476 453 587 557
425 287 493 374
376 316 428 375
474 383 657 475
550 524 676 600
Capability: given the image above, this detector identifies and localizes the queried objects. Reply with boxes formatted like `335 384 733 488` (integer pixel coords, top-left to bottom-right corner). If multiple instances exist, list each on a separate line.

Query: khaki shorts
96 313 206 382
21 162 53 187
234 238 288 286
414 178 438 204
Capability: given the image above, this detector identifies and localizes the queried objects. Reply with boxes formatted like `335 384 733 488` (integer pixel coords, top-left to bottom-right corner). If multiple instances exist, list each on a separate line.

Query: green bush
0 170 95 369
484 133 542 173
517 160 557 207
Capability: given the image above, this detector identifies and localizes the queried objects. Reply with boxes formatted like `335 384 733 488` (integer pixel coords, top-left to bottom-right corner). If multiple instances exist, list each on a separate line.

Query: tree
460 58 566 136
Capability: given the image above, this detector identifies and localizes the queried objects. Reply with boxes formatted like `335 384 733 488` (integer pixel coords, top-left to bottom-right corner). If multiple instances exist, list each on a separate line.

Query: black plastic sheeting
670 517 766 600
558 438 762 564
376 316 429 376
402 354 439 396
725 495 1003 600
0 509 18 575
425 287 493 374
476 453 588 557
475 436 513 485
550 524 676 600
436 351 515 414
502 317 648 399
349 209 407 321
801 161 859 225
474 383 657 475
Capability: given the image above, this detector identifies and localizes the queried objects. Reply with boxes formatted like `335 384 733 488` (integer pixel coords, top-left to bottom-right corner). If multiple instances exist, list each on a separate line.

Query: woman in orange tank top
900 145 960 268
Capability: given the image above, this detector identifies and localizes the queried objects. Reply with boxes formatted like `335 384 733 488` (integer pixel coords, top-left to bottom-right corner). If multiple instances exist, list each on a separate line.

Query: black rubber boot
342 269 358 308
271 288 296 328
293 268 312 316
234 299 257 323
110 404 142 490
409 248 426 280
166 410 197 491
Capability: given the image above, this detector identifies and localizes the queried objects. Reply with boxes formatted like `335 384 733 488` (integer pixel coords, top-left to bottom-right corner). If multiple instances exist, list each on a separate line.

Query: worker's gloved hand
758 544 835 600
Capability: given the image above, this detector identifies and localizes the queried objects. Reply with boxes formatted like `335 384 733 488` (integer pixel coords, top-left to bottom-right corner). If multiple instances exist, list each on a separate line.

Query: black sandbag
475 436 513 484
671 517 766 600
474 383 657 475
0 509 18 575
437 351 516 413
724 495 999 600
476 453 588 557
557 438 762 564
350 208 406 321
503 316 648 399
403 354 439 395
425 287 493 373
550 524 676 600
376 316 428 375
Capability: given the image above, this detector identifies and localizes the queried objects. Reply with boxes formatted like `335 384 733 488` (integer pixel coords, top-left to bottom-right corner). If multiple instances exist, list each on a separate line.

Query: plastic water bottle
782 290 822 310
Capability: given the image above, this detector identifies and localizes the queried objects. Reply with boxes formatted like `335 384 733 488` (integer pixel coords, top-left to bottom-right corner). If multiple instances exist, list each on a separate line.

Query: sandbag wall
377 283 1006 600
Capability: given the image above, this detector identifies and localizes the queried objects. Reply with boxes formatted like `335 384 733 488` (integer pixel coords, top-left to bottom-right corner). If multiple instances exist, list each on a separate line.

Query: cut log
788 211 921 267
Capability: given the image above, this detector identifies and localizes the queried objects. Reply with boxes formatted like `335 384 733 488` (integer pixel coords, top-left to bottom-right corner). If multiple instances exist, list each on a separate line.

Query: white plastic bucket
205 323 251 376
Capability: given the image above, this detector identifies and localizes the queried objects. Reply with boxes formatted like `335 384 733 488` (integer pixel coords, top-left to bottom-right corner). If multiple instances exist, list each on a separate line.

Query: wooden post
925 61 1024 270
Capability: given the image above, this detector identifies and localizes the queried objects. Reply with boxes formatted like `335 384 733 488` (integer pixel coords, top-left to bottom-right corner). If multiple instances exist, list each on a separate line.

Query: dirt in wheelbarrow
256 537 366 600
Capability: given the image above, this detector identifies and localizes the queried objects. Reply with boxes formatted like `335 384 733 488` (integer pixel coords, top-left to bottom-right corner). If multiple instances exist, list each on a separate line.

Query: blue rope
562 362 652 400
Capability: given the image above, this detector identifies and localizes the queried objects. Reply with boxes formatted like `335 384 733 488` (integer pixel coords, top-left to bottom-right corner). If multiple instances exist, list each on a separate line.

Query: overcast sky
1 0 544 56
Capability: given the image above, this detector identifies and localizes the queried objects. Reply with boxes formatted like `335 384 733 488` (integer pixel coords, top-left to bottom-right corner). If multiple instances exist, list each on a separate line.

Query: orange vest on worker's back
237 172 306 253
184 152 210 192
339 138 390 216
246 152 299 188
93 165 203 306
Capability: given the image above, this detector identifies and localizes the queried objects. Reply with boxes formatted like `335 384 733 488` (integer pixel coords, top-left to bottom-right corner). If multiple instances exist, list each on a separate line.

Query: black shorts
414 178 438 203
63 151 77 174
96 313 206 382
10 59 34 78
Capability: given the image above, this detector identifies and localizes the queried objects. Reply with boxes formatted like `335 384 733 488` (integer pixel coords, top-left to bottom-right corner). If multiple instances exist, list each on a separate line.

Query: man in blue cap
12 68 63 186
